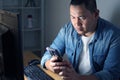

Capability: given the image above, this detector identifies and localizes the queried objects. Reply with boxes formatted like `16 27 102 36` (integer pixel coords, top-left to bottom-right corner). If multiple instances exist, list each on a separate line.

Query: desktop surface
23 51 62 80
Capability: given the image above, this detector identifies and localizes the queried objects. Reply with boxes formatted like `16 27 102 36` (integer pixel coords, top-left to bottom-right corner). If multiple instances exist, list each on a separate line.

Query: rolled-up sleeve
40 25 67 68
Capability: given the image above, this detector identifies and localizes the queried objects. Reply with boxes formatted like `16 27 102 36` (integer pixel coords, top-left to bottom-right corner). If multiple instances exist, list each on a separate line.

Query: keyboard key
24 65 53 80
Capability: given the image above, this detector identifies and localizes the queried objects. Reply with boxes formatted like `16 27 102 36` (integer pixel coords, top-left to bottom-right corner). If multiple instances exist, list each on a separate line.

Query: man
41 0 120 80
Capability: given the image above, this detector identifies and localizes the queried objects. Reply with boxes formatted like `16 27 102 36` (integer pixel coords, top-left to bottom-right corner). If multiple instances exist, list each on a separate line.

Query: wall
44 0 70 49
97 0 120 27
44 0 120 50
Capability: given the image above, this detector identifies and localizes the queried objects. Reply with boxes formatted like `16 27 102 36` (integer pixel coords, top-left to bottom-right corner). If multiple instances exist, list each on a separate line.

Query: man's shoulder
98 18 120 32
60 21 76 36
62 21 74 31
64 21 73 28
97 18 120 40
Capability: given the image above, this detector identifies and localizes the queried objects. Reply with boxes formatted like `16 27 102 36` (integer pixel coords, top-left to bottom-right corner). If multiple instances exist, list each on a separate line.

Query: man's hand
58 64 98 80
45 56 69 73
45 56 98 80
58 63 79 80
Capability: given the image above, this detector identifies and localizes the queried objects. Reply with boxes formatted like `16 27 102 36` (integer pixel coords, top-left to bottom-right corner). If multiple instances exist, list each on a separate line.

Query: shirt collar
93 17 104 42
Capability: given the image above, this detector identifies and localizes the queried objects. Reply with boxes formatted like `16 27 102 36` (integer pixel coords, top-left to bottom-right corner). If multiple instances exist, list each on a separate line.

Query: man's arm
41 25 67 67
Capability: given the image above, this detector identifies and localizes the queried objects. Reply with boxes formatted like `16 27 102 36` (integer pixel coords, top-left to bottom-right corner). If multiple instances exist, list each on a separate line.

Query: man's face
70 4 99 36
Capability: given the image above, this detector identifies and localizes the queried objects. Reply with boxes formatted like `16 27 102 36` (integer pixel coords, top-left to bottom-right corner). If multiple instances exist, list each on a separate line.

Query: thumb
50 56 58 62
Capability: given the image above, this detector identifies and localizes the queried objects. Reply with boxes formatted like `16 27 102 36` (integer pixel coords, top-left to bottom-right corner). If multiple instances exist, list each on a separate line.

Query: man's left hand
58 63 79 80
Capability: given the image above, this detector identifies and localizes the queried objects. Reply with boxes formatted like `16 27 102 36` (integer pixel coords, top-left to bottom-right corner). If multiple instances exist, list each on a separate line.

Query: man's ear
94 9 99 19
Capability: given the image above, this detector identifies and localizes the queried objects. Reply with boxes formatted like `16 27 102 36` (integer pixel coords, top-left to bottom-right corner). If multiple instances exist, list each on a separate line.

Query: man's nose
75 18 82 26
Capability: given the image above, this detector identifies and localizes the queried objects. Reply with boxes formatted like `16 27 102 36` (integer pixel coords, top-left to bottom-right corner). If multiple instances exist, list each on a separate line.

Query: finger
53 66 68 74
52 66 62 73
61 76 72 80
52 61 68 67
59 67 69 77
59 71 65 76
59 66 76 76
64 63 75 72
62 60 71 67
50 56 58 62
51 62 63 67
59 66 70 72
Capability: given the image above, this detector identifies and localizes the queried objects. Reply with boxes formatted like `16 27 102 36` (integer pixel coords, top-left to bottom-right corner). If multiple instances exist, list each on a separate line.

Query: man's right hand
45 56 70 74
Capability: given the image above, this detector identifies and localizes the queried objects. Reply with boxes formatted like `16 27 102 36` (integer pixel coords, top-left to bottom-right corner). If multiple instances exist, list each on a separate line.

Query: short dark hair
70 0 97 13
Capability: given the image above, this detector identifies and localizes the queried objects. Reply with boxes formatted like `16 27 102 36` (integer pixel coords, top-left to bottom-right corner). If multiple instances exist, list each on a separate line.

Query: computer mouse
28 59 40 65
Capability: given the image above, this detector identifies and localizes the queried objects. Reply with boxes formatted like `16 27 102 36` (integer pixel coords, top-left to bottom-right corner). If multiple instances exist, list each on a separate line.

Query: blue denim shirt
41 18 120 80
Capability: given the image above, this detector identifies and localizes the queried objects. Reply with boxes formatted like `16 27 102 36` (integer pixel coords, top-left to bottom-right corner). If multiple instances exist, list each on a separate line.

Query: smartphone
46 47 63 62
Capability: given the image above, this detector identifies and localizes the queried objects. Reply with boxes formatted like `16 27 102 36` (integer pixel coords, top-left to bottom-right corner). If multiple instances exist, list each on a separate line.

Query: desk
23 51 62 80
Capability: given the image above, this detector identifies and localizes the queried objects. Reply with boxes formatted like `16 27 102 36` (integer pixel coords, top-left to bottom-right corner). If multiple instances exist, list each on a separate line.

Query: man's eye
79 16 86 20
71 16 75 19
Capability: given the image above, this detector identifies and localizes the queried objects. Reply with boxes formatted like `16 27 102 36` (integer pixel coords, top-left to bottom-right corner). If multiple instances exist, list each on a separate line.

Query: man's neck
83 31 95 37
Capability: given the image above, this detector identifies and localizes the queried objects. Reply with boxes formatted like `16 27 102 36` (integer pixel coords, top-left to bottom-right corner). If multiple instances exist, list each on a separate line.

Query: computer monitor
0 10 24 80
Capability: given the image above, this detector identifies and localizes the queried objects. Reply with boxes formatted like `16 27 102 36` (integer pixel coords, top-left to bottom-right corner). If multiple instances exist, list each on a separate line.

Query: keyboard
24 65 54 80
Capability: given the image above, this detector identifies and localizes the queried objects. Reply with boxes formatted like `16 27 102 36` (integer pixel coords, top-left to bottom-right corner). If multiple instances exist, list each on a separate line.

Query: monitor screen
0 10 24 80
